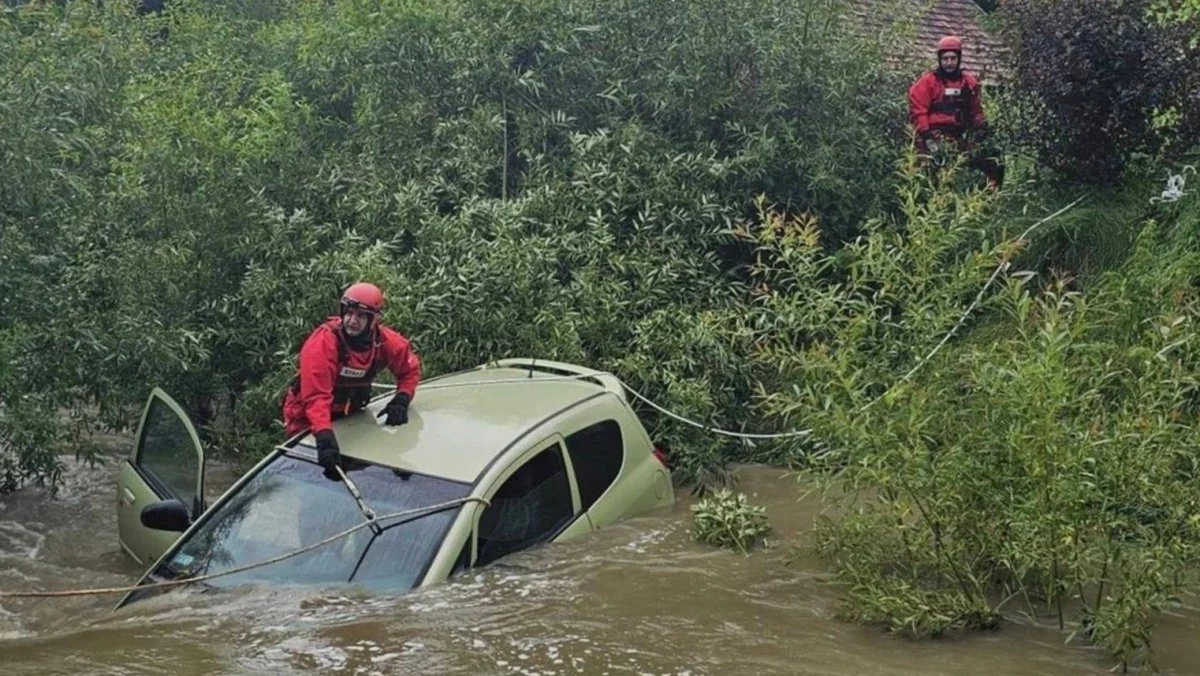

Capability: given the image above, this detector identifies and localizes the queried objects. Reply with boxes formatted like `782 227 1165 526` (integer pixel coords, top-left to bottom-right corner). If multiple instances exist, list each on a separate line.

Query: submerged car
114 359 674 608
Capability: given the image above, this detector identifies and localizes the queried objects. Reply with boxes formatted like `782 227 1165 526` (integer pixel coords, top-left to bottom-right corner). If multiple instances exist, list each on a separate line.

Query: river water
1 454 1197 675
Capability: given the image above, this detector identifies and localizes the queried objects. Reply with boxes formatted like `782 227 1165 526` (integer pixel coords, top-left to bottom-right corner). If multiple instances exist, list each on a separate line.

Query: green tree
0 0 908 490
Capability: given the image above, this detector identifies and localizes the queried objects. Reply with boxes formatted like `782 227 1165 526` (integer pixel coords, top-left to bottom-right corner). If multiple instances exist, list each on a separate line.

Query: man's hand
379 392 411 426
315 429 341 480
919 130 941 156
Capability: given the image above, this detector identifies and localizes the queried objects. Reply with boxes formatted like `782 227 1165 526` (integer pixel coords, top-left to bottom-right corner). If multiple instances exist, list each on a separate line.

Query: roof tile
847 0 1009 83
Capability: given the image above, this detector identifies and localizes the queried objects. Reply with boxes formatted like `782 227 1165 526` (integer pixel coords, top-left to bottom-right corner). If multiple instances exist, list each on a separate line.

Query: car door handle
121 488 136 506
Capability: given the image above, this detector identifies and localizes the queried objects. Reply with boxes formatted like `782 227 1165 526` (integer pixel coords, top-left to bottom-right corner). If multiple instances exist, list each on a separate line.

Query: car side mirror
140 498 191 532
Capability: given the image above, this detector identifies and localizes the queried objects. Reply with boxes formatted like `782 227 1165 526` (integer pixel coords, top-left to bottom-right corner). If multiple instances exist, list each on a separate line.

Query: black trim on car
451 538 471 576
558 511 590 537
128 458 180 506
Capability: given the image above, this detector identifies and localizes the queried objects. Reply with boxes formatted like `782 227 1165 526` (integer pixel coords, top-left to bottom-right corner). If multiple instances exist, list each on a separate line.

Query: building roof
297 363 615 483
848 0 1009 84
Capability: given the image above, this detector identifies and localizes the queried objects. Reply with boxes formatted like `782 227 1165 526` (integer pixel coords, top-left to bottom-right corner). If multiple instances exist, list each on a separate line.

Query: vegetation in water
690 488 771 553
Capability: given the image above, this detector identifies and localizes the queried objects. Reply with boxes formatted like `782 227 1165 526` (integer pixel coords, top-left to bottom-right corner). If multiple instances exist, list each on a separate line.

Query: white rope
620 383 812 439
860 194 1088 410
1151 166 1196 204
6 201 1094 603
391 197 1088 442
0 497 491 599
408 372 813 439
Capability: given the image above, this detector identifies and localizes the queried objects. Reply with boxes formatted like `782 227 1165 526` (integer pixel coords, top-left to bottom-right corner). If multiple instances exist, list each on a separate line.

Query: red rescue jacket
282 317 422 436
908 69 986 138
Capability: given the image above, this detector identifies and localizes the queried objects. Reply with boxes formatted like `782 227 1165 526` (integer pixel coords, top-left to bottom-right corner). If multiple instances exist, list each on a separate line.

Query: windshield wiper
335 465 384 536
276 444 384 535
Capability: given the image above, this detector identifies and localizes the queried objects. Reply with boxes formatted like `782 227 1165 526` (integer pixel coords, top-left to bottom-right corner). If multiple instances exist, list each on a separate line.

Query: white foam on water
260 636 349 670
0 602 29 640
0 521 46 560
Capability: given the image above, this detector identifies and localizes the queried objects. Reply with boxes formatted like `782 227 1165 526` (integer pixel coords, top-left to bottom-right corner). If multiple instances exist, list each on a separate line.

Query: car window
564 419 624 512
476 442 574 567
137 396 200 513
148 456 470 593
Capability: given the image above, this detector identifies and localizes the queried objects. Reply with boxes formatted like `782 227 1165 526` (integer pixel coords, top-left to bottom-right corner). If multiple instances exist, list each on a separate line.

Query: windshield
150 454 470 592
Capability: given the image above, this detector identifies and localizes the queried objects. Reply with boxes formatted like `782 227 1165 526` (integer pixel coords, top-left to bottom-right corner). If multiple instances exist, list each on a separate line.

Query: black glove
314 429 341 479
379 392 411 426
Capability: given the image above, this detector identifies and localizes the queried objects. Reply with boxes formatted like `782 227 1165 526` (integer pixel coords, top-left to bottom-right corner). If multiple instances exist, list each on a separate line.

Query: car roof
296 366 613 483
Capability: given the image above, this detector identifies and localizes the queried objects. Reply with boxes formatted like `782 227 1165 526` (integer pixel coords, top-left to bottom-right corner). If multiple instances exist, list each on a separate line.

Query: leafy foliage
995 0 1200 184
0 0 904 489
8 0 1200 668
690 488 772 553
748 163 1200 668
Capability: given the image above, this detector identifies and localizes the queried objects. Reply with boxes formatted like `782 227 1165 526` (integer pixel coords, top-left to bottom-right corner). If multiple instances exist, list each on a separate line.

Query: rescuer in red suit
908 35 1004 190
282 282 421 476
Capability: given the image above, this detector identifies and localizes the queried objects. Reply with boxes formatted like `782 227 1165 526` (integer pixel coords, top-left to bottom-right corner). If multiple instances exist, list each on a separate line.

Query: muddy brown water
1 455 1198 675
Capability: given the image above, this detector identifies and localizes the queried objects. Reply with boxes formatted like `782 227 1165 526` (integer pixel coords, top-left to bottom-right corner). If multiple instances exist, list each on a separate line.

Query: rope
0 197 1087 601
410 372 813 439
410 196 1087 437
1151 166 1195 204
860 194 1088 411
620 384 811 440
0 497 489 599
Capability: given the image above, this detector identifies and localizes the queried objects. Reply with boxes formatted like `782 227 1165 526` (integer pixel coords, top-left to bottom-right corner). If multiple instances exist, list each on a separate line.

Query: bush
0 0 906 491
690 488 772 552
748 166 1200 668
995 0 1200 184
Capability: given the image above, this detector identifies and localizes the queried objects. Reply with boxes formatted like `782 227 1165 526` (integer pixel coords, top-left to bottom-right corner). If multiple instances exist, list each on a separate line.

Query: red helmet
937 36 963 54
340 282 385 315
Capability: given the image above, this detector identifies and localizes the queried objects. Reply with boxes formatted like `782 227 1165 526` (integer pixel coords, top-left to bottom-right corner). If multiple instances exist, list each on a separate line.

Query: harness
290 321 384 418
929 74 976 132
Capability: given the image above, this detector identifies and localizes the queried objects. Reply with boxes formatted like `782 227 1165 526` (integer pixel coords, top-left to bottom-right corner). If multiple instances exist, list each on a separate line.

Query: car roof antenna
528 358 536 379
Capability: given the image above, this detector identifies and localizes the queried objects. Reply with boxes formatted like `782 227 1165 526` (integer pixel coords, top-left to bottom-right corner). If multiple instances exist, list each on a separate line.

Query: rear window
564 420 624 511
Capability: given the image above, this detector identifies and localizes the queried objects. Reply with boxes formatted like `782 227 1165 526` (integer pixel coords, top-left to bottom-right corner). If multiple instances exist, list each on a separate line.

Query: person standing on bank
282 282 421 476
907 35 1004 190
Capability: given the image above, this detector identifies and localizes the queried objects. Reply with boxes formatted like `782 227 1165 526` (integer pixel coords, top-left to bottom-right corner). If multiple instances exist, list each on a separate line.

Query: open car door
116 388 206 566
